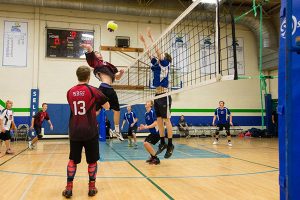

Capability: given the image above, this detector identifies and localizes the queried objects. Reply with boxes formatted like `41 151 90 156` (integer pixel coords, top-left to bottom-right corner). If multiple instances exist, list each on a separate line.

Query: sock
88 162 98 182
115 124 120 133
168 138 172 146
67 160 77 182
160 137 165 145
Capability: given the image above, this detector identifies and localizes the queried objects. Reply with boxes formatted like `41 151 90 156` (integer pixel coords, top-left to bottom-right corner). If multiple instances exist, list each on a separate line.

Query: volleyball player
62 66 110 198
80 43 124 141
121 105 138 148
0 100 16 154
212 101 233 146
139 29 174 159
138 100 160 165
29 103 53 149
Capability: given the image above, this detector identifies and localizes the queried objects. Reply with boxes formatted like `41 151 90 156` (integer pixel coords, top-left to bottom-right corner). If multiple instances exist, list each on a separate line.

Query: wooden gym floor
0 137 278 200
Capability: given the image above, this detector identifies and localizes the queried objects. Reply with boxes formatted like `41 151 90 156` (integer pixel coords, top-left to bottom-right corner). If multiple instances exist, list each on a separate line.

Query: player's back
67 84 99 141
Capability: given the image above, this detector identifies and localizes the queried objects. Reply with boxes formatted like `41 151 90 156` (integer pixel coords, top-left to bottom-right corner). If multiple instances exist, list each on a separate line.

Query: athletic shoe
164 144 174 159
6 149 14 154
186 135 191 139
62 182 73 198
28 141 32 149
134 144 138 149
228 142 233 147
88 181 98 197
128 143 133 147
109 129 113 138
213 140 219 145
150 157 160 165
146 157 153 163
155 144 167 156
114 130 124 141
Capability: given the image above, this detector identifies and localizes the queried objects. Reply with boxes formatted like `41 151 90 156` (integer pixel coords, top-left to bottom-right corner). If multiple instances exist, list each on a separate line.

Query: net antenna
116 0 237 107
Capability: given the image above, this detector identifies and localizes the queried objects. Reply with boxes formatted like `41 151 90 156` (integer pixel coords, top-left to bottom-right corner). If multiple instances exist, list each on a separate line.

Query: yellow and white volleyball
107 21 118 32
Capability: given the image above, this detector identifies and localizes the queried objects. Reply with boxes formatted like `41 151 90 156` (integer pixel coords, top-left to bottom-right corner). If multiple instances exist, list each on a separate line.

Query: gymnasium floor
0 137 278 200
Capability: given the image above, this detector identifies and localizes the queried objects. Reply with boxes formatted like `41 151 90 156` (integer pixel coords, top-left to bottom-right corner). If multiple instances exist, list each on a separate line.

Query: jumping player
80 43 124 141
139 28 174 159
62 66 110 198
29 103 53 149
212 101 233 146
121 105 138 148
138 100 160 165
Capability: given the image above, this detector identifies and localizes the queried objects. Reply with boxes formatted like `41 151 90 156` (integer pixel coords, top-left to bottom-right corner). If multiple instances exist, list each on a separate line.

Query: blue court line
198 144 279 170
0 168 278 179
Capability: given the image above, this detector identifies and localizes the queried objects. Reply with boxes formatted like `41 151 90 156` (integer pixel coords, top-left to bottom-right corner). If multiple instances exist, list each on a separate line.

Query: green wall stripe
171 108 264 113
0 99 30 112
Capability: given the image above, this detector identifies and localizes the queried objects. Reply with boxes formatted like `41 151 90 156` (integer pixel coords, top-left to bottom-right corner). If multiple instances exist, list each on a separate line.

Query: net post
229 0 238 80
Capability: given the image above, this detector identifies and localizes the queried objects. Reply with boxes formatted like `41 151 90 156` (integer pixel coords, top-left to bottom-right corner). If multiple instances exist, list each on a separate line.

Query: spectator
178 115 190 138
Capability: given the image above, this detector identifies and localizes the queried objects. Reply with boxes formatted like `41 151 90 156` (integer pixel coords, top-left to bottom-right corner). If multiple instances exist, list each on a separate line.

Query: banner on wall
228 37 245 75
2 21 28 67
199 35 216 75
30 89 39 118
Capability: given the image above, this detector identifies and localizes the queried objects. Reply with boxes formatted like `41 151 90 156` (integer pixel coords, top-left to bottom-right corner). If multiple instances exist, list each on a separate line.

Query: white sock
115 124 120 133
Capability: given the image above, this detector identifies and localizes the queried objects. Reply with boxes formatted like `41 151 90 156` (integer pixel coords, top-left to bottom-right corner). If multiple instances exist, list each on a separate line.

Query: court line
106 142 175 200
198 144 279 169
19 145 58 200
0 147 28 166
0 168 278 179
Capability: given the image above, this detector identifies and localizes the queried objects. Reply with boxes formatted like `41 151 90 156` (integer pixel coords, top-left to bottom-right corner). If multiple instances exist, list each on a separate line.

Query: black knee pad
37 134 43 139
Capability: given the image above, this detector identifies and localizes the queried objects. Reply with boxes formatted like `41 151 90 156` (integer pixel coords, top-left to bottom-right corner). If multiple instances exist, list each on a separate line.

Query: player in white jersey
0 100 16 154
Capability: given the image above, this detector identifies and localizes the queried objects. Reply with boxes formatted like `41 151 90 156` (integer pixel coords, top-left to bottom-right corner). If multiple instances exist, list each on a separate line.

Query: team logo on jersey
281 15 300 39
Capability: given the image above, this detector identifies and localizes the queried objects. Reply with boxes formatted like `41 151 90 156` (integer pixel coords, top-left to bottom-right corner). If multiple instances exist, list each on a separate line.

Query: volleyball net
115 0 237 106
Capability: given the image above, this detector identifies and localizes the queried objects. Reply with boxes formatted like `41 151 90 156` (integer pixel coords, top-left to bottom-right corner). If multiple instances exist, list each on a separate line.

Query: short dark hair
76 66 91 81
42 103 47 107
219 101 225 104
164 53 172 63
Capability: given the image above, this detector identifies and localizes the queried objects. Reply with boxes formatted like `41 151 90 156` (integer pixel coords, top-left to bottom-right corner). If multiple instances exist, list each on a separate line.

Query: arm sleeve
133 112 137 118
227 109 231 115
151 57 158 65
85 51 97 68
123 113 126 120
0 110 5 120
214 109 217 115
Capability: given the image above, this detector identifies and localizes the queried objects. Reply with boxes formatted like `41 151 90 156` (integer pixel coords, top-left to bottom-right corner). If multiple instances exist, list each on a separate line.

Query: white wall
0 3 261 115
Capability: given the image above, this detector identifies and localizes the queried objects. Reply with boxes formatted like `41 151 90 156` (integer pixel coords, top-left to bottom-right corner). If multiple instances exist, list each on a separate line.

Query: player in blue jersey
138 100 161 165
212 101 233 146
139 28 174 159
121 105 138 148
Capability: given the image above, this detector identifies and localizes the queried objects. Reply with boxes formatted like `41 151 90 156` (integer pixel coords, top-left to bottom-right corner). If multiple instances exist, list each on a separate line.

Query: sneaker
134 144 138 149
114 130 124 141
150 157 160 165
62 182 73 198
228 142 233 147
213 140 219 145
88 181 98 197
146 157 153 163
128 143 133 147
164 144 174 159
155 144 167 156
6 149 14 154
186 135 191 139
28 141 32 149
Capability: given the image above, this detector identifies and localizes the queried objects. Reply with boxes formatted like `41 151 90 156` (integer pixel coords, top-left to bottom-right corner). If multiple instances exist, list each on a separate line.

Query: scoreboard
46 29 94 58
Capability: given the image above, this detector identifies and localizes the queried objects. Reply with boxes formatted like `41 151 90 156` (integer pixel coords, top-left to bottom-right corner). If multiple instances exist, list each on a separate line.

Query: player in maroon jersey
80 43 124 141
62 65 110 198
29 103 53 149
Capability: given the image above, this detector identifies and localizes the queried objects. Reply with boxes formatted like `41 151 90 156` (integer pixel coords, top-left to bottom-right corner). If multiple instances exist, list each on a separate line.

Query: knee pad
226 131 231 136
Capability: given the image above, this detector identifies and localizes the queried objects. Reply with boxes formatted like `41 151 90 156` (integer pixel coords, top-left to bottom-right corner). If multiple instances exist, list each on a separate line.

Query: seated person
178 115 190 138
105 117 112 138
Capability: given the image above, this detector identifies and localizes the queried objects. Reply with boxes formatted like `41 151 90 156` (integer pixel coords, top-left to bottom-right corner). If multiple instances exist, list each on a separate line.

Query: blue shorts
28 130 37 140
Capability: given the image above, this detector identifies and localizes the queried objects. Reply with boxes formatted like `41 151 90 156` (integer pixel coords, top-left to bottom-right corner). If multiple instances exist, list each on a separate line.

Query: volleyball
107 21 118 32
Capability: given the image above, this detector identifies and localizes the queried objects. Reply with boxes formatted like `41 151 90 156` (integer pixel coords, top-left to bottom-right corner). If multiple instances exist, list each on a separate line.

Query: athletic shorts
144 133 160 145
34 125 43 139
0 130 11 141
69 135 100 164
217 123 230 132
99 86 120 111
154 94 172 118
127 125 138 137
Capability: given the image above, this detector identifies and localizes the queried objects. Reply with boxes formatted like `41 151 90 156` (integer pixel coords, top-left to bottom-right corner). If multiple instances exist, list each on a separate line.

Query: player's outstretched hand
50 125 54 130
139 33 145 43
